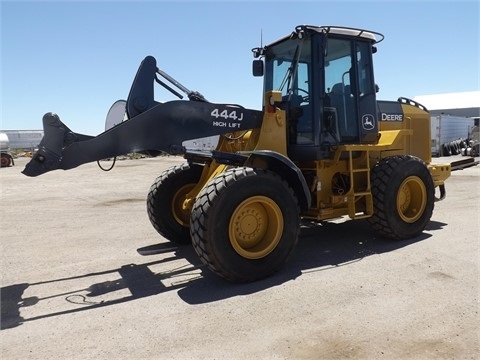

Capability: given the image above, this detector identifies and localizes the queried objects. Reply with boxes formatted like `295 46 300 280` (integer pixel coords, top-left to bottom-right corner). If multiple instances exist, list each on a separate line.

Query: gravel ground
1 156 479 359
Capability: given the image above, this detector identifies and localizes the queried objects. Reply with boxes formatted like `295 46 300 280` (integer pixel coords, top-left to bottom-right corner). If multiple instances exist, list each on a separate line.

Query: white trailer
430 115 475 156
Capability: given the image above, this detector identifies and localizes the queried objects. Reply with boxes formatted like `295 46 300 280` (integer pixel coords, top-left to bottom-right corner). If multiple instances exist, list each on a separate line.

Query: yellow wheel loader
23 25 451 282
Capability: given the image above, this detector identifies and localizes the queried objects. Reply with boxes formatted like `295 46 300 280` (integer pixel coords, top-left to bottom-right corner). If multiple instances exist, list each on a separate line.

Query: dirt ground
1 156 479 359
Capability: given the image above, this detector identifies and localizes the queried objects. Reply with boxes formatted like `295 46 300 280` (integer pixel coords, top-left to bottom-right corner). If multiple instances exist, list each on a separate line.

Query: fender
244 150 311 210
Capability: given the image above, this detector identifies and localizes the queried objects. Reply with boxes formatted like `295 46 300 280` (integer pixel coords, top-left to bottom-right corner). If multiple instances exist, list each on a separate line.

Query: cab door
324 37 378 144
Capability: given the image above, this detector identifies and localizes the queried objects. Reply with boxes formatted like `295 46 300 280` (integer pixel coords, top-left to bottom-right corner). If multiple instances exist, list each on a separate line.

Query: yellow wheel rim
229 196 283 259
171 184 195 227
396 176 427 223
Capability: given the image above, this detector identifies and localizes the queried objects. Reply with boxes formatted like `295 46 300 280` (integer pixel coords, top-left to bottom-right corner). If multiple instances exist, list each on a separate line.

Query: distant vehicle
463 125 479 157
0 132 14 167
430 115 475 157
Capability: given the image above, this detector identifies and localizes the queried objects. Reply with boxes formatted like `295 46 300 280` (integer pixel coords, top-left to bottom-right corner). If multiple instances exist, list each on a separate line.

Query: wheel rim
396 176 427 223
171 184 195 227
1 157 9 167
229 196 283 260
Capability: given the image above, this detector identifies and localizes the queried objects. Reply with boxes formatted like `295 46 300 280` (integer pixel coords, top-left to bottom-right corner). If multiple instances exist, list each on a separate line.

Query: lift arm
23 57 263 177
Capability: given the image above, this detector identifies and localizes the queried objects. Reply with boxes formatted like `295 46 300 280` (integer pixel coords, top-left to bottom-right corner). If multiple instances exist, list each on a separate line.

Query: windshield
264 37 314 145
264 38 311 97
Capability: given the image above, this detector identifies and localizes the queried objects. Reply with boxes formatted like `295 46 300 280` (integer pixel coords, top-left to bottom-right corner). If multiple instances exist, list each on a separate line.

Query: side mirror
252 60 264 77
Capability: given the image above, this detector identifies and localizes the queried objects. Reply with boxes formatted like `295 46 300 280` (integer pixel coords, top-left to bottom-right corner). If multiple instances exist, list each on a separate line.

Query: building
1 130 44 150
413 91 480 122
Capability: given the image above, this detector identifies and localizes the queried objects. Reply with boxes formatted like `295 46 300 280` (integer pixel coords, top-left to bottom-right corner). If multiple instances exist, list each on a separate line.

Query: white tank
0 132 10 151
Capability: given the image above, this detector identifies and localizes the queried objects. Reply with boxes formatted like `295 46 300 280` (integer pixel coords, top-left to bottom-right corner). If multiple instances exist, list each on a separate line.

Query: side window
356 42 373 96
325 58 351 94
325 38 358 140
293 61 313 144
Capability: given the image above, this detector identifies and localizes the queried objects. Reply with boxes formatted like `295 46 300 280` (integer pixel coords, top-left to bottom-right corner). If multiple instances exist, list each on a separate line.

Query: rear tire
190 167 300 282
1 154 12 167
368 155 434 240
147 163 203 244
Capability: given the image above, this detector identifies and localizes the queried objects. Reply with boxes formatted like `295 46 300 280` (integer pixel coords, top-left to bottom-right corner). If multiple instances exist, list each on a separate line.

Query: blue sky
1 0 479 135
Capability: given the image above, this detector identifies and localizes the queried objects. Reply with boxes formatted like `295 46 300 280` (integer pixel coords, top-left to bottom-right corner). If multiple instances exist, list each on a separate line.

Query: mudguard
245 150 312 210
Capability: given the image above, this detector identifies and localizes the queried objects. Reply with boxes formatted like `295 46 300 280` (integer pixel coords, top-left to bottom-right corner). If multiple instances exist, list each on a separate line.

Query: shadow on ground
1 219 446 330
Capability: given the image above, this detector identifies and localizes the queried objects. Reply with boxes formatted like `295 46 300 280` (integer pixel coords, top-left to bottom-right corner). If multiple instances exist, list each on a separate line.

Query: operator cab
253 25 384 161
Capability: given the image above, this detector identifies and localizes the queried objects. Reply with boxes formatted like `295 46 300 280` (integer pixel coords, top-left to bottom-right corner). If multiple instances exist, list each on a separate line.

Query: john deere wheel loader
23 25 451 282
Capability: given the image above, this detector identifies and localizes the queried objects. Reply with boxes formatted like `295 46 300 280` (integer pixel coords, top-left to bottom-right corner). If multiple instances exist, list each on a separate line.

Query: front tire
190 167 300 282
147 163 203 244
368 155 435 240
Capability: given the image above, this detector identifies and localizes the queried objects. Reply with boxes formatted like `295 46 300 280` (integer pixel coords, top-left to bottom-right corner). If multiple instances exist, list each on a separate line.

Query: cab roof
313 25 384 43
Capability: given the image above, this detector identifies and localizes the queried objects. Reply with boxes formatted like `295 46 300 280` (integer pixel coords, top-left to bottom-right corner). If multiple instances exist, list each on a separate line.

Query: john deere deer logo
362 114 375 130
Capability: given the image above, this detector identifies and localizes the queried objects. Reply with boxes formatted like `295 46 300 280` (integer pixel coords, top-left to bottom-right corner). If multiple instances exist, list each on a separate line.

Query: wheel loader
23 25 451 282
